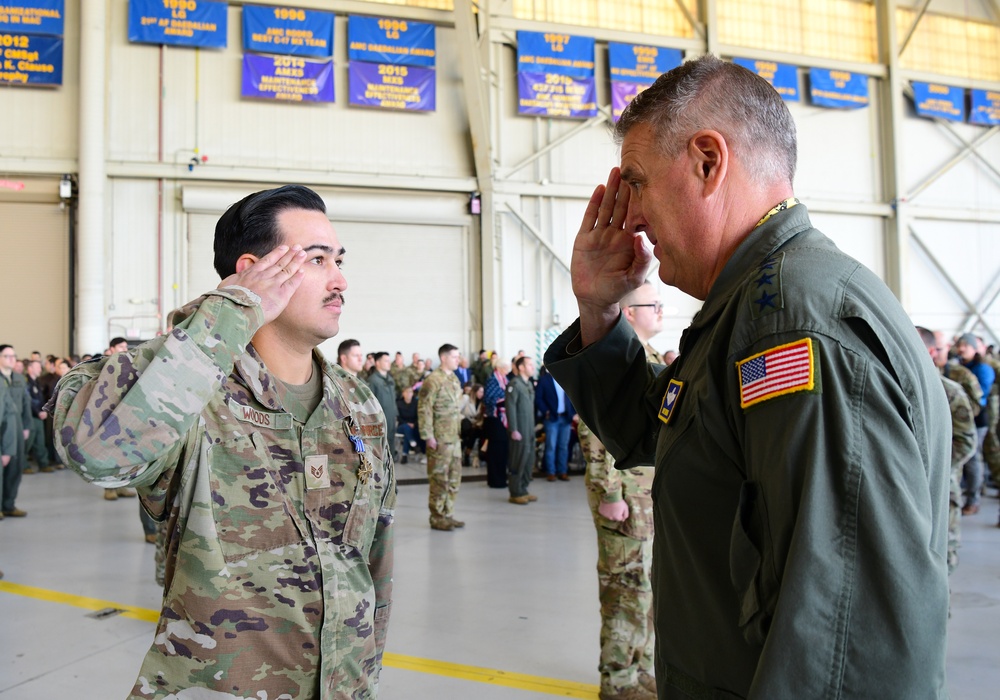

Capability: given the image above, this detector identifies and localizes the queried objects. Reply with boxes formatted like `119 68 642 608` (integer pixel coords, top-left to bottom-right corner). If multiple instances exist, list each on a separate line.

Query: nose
625 199 647 235
328 264 347 293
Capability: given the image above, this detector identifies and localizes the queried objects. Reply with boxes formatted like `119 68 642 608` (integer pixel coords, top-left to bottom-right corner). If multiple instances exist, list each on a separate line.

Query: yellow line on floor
0 581 599 698
0 580 159 623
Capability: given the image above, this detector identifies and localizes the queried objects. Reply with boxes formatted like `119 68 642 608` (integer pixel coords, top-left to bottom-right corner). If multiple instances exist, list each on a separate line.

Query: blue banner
349 61 435 111
809 68 868 109
347 15 435 67
0 32 61 85
608 43 680 85
733 58 799 102
128 0 227 49
518 70 597 119
242 53 333 102
611 80 648 121
911 82 964 122
517 31 594 79
970 89 1000 126
243 5 332 58
0 1 64 36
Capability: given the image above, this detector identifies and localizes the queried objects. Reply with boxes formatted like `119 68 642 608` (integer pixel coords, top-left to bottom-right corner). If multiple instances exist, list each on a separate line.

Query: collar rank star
659 379 684 425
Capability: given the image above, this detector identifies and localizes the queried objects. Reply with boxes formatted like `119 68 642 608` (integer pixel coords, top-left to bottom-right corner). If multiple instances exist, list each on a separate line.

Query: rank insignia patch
737 338 816 409
659 379 684 425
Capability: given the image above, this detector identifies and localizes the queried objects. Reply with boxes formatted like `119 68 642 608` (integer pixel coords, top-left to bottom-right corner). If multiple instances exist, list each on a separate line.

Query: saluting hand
572 168 653 344
218 245 307 325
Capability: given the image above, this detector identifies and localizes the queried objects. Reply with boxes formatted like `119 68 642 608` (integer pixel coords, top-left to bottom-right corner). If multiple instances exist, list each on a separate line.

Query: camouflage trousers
948 461 963 576
427 440 462 524
594 526 654 694
985 427 1000 486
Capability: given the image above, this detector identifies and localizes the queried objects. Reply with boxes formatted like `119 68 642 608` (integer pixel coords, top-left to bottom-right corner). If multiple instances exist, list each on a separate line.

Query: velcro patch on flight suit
737 338 817 409
228 399 293 430
658 379 685 425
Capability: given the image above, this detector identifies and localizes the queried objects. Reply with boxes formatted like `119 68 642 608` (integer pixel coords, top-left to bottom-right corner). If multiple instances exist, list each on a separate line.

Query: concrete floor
1 466 998 699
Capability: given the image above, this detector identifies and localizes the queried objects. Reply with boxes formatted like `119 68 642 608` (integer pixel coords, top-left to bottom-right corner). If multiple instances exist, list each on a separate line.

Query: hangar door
0 195 70 356
186 204 476 362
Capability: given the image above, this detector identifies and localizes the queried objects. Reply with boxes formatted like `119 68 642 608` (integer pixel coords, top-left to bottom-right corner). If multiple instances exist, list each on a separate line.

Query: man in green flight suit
506 355 537 505
545 55 951 699
0 344 31 518
51 185 395 699
419 343 464 530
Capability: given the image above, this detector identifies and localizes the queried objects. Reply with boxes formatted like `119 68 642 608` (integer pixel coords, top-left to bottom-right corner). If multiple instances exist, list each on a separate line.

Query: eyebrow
619 166 641 183
303 244 345 256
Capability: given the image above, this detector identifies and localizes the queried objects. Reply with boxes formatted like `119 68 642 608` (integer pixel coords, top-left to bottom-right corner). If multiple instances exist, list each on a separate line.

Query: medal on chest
345 416 374 485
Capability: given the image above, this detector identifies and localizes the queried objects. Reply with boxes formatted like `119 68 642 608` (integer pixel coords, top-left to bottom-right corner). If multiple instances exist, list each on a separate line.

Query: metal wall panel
107 178 161 342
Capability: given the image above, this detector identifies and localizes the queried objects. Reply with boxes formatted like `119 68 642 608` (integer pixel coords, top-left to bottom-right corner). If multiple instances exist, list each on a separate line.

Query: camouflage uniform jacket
943 362 983 417
581 340 662 541
50 287 396 700
417 367 462 443
942 375 976 505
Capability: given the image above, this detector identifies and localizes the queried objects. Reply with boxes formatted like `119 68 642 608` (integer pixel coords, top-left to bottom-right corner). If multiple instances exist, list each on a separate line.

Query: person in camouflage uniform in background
976 339 1000 500
419 343 464 530
581 283 665 700
919 328 976 575
50 186 395 700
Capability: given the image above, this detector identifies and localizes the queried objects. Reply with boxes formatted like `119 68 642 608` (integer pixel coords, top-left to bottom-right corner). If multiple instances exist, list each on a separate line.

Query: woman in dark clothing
482 362 510 488
395 386 425 464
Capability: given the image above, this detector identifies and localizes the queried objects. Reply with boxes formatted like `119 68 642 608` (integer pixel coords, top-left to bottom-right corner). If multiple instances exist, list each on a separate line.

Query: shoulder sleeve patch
737 337 818 409
749 252 784 320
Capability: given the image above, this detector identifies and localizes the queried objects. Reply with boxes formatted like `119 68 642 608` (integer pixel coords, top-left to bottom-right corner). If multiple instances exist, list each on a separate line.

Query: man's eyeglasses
629 302 664 313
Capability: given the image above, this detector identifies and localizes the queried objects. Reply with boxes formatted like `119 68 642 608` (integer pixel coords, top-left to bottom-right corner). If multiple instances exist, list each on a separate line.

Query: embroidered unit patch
659 379 684 425
737 338 815 409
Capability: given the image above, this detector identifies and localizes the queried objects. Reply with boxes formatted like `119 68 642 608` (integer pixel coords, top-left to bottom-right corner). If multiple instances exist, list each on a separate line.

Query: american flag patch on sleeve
737 338 815 409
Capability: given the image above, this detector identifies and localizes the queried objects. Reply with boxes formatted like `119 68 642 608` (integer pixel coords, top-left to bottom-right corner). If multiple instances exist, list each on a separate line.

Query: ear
688 130 728 197
234 253 259 274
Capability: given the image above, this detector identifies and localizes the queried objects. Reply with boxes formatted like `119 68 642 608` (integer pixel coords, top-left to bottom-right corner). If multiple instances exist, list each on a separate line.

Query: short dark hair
372 351 389 362
213 185 326 278
337 338 360 360
514 356 531 370
109 336 127 347
438 343 458 357
0 344 12 354
915 326 935 349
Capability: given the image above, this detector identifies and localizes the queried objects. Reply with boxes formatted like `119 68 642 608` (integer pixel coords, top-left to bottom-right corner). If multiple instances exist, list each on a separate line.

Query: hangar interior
2 1 1000 698
1 0 999 360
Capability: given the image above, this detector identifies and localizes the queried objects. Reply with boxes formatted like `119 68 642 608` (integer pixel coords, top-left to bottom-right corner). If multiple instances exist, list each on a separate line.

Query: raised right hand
218 245 307 325
572 168 653 344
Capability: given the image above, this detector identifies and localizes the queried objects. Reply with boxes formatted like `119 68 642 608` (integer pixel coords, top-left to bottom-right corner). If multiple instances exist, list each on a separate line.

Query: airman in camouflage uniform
582 338 663 700
50 186 395 700
418 344 464 530
980 352 1000 492
941 375 976 574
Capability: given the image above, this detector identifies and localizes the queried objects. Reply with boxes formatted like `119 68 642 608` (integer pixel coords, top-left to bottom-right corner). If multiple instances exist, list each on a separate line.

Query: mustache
323 292 344 305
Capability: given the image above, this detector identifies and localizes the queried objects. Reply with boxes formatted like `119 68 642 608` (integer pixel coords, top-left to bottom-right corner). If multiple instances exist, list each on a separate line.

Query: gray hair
614 54 797 187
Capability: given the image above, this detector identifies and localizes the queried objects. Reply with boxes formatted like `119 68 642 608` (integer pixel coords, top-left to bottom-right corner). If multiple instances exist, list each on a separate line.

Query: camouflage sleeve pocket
208 432 305 564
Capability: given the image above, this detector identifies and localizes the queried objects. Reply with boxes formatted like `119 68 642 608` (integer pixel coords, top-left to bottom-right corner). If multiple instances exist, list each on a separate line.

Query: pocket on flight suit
208 432 304 563
728 480 774 647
